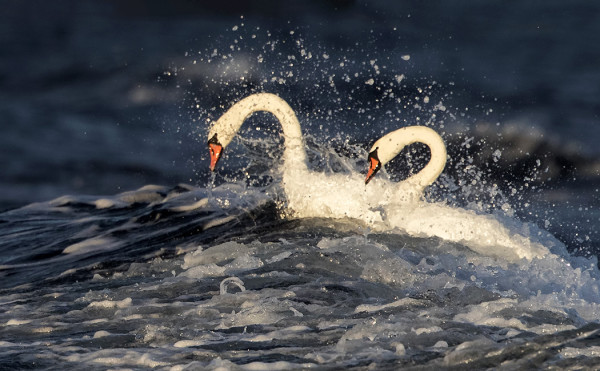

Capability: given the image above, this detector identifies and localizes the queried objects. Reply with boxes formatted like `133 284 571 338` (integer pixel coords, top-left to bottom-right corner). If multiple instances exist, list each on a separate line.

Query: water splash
220 277 246 295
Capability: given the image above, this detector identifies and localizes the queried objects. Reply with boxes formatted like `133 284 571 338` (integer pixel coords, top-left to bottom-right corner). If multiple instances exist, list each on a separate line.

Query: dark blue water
2 1 600 368
2 1 600 202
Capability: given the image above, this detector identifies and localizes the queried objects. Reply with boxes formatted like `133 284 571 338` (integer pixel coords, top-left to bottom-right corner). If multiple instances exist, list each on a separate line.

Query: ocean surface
2 1 600 369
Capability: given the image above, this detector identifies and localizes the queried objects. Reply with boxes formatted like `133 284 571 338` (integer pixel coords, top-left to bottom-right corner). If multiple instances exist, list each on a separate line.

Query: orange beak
209 143 222 171
208 134 223 171
365 149 381 185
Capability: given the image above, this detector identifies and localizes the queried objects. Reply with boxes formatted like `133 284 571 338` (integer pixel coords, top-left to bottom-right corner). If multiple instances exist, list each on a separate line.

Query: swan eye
365 149 381 185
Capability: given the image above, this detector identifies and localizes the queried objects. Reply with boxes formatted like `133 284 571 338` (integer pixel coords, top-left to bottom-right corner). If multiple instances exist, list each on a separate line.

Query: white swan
364 126 550 261
208 93 307 173
207 93 382 223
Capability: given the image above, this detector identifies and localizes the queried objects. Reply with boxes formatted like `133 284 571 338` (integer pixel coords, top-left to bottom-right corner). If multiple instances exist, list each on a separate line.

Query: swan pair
207 93 549 261
208 93 443 193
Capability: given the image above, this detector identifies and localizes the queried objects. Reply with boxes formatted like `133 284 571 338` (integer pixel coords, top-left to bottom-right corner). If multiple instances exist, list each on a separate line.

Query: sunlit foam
280 162 558 262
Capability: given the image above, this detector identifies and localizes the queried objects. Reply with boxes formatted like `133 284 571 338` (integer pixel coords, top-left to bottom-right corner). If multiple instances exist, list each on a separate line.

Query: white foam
179 263 226 278
183 241 251 268
281 162 564 262
245 325 312 342
173 339 206 348
62 237 122 255
6 319 31 326
87 297 132 309
413 326 442 335
316 233 600 330
94 198 118 209
65 349 169 368
241 361 317 370
561 346 600 358
93 330 111 338
117 185 168 204
202 215 238 229
179 254 263 279
381 198 553 261
354 298 429 314
443 338 500 366
266 251 292 263
454 298 528 330
220 277 246 294
169 198 209 212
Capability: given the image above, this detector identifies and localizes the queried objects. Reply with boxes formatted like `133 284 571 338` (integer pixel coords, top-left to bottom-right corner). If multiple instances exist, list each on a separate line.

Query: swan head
208 133 223 171
207 103 245 171
365 134 398 184
365 148 382 184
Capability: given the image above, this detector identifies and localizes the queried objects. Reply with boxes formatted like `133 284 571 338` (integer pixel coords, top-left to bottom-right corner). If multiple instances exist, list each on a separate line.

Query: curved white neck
370 126 446 191
208 93 308 169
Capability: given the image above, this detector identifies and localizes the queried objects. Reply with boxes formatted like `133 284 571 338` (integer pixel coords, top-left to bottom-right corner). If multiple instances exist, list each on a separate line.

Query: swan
364 126 550 261
208 93 307 173
365 126 447 197
207 93 383 223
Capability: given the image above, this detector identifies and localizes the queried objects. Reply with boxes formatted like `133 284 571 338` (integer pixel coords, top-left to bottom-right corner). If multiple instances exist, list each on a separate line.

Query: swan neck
416 133 446 187
375 126 447 189
211 93 307 167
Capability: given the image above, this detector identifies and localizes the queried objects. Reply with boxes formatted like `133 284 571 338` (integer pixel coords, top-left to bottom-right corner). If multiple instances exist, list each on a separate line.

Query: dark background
2 0 600 215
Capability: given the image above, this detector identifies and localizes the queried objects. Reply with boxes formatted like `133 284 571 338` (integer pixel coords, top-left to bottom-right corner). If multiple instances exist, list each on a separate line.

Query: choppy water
2 182 600 369
2 1 600 369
